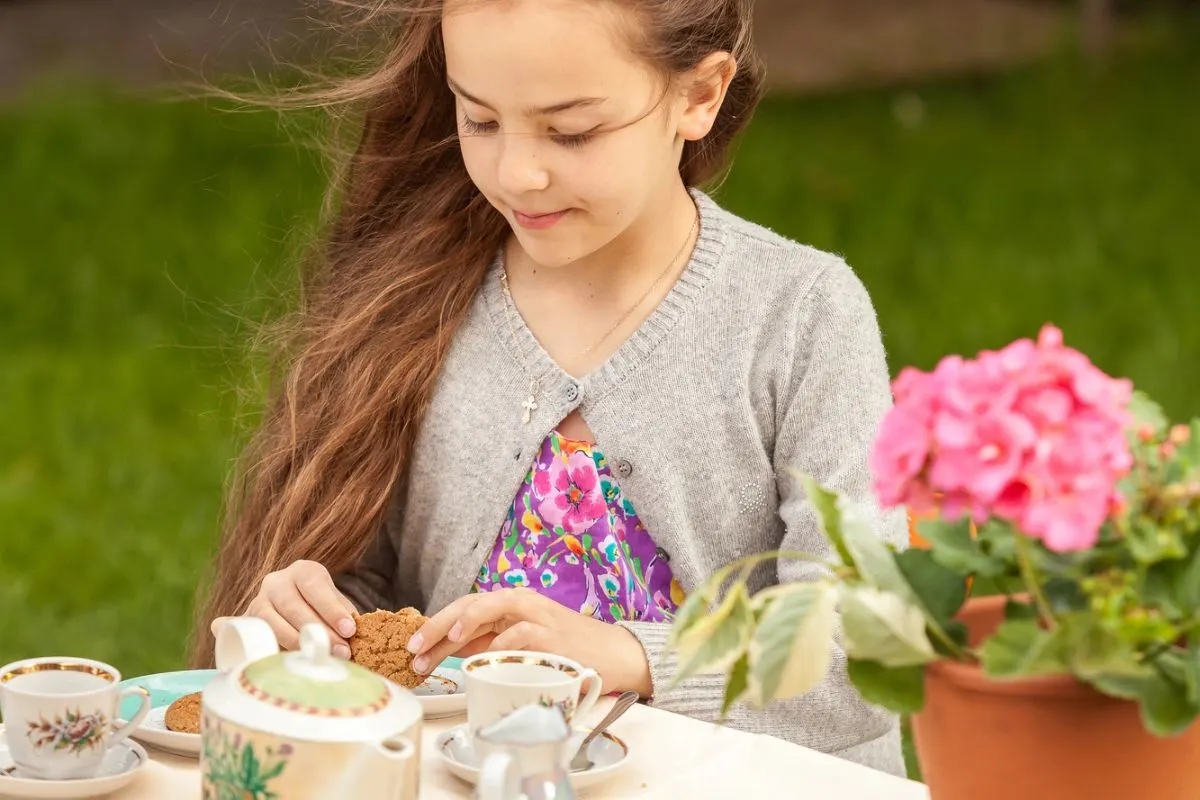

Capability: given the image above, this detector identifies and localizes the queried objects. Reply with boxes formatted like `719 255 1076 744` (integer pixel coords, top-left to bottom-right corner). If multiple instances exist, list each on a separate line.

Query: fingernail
406 633 423 654
337 619 356 638
333 644 351 660
448 622 463 643
412 655 430 674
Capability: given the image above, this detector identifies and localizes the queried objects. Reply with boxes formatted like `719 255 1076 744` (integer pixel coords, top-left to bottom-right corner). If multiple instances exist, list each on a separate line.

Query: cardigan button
655 546 670 563
563 382 582 404
615 458 634 479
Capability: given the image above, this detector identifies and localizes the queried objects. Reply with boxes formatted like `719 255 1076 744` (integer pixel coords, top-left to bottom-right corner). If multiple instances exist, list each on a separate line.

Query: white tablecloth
107 700 930 799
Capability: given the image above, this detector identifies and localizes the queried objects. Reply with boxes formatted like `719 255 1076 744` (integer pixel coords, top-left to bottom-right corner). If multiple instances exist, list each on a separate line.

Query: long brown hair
189 0 766 667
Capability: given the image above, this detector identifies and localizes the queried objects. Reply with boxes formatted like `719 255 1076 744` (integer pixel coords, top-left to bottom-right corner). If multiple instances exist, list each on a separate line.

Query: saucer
435 723 630 791
0 732 148 799
414 657 466 719
117 669 216 758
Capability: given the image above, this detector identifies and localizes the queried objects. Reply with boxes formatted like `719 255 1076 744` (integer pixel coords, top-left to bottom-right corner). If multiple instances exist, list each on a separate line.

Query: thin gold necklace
499 211 699 425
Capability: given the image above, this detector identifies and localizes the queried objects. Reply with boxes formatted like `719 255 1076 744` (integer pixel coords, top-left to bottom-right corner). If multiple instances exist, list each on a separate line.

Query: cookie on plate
163 691 202 734
348 607 430 689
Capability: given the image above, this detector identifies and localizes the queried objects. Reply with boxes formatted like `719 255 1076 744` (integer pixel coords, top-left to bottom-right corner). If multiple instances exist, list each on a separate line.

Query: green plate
118 669 218 719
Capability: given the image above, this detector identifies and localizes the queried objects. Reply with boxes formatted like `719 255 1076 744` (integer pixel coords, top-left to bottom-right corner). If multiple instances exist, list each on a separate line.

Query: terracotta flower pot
911 594 1200 800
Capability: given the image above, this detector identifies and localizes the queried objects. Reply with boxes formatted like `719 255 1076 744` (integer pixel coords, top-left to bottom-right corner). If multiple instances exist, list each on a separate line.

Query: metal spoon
569 690 639 773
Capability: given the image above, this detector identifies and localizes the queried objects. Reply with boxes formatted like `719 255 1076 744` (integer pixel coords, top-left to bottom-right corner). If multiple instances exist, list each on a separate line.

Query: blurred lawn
1 15 1198 779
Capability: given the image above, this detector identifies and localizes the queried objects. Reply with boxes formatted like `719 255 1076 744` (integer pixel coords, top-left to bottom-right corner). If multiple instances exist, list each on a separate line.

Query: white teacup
462 651 602 735
0 657 151 780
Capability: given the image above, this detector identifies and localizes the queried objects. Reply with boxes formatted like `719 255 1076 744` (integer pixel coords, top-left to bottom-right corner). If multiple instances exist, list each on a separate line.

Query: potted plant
668 325 1200 799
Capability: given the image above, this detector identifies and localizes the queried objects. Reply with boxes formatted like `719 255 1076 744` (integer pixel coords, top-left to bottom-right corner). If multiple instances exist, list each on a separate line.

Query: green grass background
2 13 1197 779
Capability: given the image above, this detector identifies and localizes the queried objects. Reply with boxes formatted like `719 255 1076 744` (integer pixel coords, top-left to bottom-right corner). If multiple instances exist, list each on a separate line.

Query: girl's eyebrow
447 77 608 116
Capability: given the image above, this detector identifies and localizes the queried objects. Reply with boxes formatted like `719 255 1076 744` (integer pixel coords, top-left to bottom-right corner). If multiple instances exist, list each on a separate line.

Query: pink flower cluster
871 324 1134 552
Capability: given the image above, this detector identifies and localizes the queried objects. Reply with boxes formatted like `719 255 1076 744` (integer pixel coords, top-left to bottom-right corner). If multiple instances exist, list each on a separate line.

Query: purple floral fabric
473 431 685 622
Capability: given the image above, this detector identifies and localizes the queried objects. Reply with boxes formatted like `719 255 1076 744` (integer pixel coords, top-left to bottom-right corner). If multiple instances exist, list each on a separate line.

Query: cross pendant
522 394 538 425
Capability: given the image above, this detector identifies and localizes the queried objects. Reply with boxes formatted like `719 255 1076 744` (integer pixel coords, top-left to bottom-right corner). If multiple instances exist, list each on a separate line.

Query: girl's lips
513 209 570 230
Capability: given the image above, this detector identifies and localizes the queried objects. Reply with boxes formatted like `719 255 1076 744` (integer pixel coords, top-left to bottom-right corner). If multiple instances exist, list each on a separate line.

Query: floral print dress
473 431 686 623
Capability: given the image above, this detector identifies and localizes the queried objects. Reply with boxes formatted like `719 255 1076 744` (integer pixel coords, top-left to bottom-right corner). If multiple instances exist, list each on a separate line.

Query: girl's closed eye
548 127 597 149
459 115 596 149
460 115 498 136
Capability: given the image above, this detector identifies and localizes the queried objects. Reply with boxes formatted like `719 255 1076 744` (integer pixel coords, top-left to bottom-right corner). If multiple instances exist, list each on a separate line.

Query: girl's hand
245 560 359 659
407 589 653 697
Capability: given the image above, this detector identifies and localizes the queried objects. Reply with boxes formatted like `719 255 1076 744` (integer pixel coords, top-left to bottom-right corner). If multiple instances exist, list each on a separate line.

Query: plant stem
1014 532 1056 628
926 618 967 660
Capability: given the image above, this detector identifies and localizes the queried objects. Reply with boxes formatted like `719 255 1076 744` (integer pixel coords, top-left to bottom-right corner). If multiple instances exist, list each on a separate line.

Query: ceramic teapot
201 616 423 799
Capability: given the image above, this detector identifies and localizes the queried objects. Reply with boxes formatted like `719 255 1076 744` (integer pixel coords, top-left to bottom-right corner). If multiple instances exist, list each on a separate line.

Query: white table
113 699 930 799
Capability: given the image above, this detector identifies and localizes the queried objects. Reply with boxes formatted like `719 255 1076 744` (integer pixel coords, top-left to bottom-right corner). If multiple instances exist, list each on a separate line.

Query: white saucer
413 663 466 719
435 723 630 791
0 731 148 799
126 706 200 758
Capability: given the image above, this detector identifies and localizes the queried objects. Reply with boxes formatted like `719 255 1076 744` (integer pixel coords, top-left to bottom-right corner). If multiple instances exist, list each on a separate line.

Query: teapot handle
477 751 520 800
211 616 280 673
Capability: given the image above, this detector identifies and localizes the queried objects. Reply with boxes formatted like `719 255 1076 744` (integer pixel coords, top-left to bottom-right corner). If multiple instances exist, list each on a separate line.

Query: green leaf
1127 518 1187 563
1142 562 1186 618
1177 419 1200 473
672 583 756 685
1090 669 1199 736
979 620 1068 678
1128 390 1169 439
1057 615 1149 679
745 582 837 704
1043 578 1088 614
720 653 751 719
846 659 926 715
974 519 1020 563
1181 546 1200 612
1154 648 1200 705
836 495 912 599
918 517 1006 577
838 585 937 667
797 473 855 568
895 547 967 624
667 580 716 648
1004 598 1039 622
938 620 969 657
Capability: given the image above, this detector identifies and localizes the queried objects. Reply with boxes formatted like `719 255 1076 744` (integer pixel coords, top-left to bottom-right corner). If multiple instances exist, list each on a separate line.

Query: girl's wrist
603 624 653 698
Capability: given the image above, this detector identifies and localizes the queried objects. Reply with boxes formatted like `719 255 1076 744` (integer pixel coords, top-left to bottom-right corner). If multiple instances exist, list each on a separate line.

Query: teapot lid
478 704 570 745
239 626 389 718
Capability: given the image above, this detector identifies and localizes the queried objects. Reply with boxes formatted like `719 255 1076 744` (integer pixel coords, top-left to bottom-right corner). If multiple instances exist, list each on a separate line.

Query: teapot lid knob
299 624 334 666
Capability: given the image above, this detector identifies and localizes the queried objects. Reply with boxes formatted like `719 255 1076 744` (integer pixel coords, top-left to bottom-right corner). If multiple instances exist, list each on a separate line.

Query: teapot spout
366 736 418 799
372 735 415 762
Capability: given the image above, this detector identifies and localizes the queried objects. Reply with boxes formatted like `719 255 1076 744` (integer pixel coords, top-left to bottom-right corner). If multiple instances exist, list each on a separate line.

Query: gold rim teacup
0 656 151 781
461 651 602 735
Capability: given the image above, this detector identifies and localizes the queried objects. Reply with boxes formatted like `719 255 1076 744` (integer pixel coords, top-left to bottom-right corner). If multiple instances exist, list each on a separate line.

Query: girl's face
442 0 698 269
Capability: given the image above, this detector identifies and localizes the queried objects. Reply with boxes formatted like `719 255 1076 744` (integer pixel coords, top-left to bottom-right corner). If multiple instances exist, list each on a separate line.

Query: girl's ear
676 52 738 142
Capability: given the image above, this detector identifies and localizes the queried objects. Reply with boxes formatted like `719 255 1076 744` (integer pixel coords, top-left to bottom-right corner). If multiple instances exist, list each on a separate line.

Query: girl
193 0 908 777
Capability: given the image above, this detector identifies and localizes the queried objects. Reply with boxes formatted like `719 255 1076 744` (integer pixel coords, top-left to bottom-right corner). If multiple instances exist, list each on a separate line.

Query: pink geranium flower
871 324 1133 552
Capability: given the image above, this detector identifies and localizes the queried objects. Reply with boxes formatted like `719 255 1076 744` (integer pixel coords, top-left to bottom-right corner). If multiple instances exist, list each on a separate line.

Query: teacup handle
575 668 603 723
110 686 151 747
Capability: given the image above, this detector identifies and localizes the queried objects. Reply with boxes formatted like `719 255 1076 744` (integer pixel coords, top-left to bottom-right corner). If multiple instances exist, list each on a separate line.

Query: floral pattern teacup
0 656 150 780
462 651 602 736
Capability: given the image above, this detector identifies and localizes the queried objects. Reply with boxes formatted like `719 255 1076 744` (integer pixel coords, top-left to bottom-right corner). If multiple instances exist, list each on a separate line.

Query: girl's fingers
488 621 541 652
267 581 352 658
249 602 301 652
294 565 358 638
